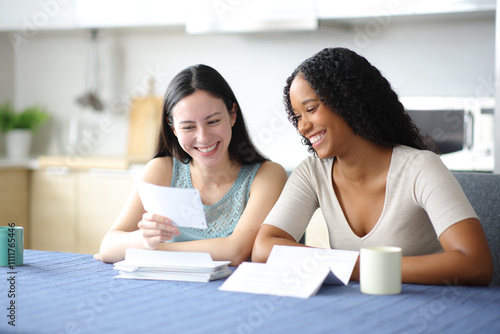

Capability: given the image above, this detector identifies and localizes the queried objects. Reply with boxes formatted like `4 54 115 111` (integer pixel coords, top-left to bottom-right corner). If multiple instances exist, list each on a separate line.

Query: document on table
136 180 207 229
219 245 359 299
266 246 359 285
114 249 231 282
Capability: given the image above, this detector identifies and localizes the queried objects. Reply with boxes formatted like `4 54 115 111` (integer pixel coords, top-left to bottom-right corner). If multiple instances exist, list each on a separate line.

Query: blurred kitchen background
0 0 498 253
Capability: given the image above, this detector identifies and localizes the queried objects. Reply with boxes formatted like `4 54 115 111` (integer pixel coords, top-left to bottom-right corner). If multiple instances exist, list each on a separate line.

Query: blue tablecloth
1 250 499 334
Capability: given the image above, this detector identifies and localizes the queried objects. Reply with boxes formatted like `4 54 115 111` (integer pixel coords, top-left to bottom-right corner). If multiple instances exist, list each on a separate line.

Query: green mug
0 226 24 267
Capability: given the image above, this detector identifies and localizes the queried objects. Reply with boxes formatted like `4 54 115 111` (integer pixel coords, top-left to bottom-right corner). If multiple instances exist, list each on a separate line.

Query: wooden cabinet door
76 171 133 254
0 169 29 247
30 170 77 252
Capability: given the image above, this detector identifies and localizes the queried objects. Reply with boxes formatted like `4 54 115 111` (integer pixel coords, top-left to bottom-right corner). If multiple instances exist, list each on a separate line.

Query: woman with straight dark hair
98 64 287 265
252 48 493 286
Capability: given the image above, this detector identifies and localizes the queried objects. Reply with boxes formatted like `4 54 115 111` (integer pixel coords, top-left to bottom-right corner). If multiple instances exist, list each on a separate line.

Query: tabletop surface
1 250 499 334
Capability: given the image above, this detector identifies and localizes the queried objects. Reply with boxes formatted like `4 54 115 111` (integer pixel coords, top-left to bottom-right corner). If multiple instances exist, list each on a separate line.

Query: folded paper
219 245 359 298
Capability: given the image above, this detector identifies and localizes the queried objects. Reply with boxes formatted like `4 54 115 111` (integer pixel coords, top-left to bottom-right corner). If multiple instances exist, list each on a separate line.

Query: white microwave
400 97 495 171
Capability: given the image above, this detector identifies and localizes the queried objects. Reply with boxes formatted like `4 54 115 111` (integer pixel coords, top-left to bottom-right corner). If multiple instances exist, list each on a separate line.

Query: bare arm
348 218 493 286
252 224 308 262
98 157 175 263
402 218 493 285
99 160 287 265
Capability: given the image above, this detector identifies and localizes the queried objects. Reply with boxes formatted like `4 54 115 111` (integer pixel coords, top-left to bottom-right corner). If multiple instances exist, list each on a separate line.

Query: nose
297 114 312 136
197 125 211 143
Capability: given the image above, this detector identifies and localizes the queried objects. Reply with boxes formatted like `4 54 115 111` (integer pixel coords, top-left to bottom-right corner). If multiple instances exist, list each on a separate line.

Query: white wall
0 14 495 170
0 35 13 102
0 33 14 155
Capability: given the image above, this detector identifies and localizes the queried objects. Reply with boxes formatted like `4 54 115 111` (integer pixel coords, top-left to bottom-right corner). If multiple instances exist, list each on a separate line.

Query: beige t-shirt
264 145 478 256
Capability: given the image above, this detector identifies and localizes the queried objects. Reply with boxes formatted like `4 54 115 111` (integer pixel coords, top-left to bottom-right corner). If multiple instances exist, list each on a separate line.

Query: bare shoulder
252 161 288 187
141 156 174 186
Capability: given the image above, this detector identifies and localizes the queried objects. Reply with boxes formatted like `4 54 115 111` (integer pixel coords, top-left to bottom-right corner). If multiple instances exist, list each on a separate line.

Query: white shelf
0 158 38 169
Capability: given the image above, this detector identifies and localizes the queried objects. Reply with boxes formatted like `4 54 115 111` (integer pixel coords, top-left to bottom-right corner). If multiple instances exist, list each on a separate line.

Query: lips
309 131 326 147
196 142 219 154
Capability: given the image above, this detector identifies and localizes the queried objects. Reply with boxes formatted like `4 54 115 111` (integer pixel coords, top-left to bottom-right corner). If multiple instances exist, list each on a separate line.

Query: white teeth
197 143 217 153
309 132 325 144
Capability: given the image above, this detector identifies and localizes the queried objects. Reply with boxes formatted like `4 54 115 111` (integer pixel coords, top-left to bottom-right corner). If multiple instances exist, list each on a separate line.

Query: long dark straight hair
154 64 267 164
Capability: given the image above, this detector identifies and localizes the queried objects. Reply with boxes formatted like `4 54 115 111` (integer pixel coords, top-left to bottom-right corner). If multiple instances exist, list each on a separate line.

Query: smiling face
289 74 355 159
171 90 236 167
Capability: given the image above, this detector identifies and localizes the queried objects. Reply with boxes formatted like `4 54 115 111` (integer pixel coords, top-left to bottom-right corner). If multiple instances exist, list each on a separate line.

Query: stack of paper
114 249 231 282
219 245 359 298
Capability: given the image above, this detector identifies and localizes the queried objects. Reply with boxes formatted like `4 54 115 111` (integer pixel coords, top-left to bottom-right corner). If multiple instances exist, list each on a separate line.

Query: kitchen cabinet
0 168 29 247
0 0 76 31
0 0 185 31
76 171 133 254
0 0 494 32
315 0 495 20
30 169 76 252
30 168 134 254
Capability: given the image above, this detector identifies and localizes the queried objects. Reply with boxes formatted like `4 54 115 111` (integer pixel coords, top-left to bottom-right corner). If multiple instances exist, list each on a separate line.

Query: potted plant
0 102 50 160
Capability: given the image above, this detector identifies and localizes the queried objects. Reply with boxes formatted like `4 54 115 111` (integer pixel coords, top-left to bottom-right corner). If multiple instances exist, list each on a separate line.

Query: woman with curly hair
252 48 493 286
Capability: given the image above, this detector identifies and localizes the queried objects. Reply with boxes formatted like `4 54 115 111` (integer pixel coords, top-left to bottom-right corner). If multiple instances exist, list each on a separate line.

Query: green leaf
0 103 50 133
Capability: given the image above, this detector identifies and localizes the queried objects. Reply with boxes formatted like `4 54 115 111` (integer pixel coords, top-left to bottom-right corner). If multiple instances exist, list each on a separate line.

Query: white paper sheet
219 245 359 298
115 268 231 282
136 180 207 229
267 245 359 285
219 262 331 299
116 249 230 269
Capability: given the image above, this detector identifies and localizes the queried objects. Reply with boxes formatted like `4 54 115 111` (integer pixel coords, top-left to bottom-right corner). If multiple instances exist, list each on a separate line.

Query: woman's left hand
137 212 181 250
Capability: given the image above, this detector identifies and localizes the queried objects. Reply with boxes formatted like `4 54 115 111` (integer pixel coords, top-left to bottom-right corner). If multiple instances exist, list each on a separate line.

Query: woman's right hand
137 212 181 250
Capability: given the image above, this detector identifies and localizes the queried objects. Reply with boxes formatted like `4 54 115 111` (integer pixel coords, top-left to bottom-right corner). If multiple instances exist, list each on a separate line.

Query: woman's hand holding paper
138 212 180 249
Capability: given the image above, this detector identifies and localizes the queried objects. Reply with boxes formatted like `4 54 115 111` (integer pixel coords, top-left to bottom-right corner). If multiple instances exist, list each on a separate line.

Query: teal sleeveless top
169 158 262 242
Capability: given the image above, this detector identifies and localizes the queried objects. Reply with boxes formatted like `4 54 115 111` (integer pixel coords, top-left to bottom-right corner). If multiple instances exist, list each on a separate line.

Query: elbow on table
98 247 116 264
229 254 248 267
470 261 494 286
221 237 254 267
251 235 271 263
251 248 268 264
251 224 295 263
465 247 494 286
452 254 494 286
98 238 123 264
98 252 118 264
457 269 493 287
225 246 253 267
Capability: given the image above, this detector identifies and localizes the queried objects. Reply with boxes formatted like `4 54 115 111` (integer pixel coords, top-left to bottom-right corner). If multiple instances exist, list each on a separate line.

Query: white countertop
0 153 492 173
0 157 39 169
0 156 147 175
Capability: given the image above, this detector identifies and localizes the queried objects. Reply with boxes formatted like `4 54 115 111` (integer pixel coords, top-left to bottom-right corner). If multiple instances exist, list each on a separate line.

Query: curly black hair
283 47 430 155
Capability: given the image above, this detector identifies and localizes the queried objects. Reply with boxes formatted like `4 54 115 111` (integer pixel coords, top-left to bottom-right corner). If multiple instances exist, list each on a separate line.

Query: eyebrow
301 98 320 105
177 112 222 124
291 98 320 112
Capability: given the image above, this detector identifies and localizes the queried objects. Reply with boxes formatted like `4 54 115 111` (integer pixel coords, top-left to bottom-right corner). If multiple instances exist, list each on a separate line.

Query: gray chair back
453 172 500 286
